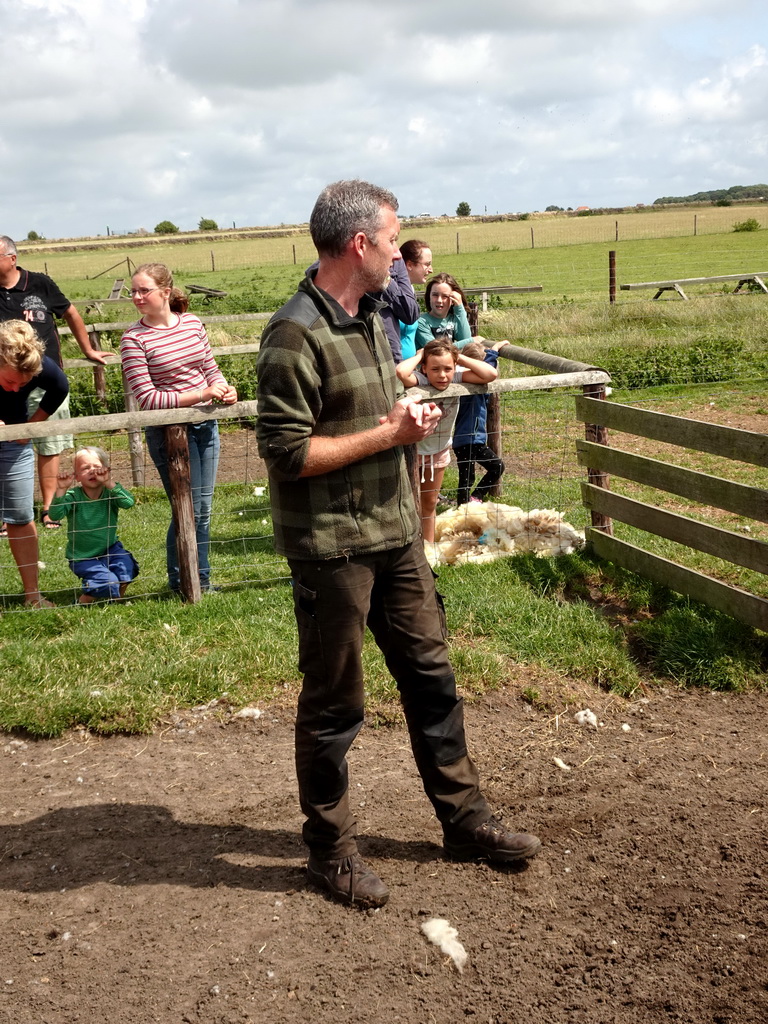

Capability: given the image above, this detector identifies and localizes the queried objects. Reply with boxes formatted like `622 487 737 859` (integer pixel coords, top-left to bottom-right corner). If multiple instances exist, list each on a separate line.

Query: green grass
2 404 767 739
18 203 768 311
3 214 768 736
4 528 765 737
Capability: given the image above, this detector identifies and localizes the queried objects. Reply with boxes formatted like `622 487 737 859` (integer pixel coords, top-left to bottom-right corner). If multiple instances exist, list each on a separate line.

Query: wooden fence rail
574 396 768 632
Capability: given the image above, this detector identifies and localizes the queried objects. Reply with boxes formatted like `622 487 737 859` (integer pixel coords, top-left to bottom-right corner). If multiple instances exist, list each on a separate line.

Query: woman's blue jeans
145 421 220 589
0 441 35 524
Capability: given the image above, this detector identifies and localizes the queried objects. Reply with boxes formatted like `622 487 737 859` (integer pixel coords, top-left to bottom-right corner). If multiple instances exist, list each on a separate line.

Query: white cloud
2 0 767 238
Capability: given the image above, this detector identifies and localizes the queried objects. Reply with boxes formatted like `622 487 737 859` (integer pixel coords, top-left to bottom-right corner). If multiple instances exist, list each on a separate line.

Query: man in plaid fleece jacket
256 180 541 909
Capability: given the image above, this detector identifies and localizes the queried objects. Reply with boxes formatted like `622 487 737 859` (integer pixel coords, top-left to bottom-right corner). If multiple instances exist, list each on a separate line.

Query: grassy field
2 373 767 737
17 203 768 308
3 210 767 737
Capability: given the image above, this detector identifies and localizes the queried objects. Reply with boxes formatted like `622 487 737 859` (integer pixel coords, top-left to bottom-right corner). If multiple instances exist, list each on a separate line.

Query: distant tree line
653 185 768 205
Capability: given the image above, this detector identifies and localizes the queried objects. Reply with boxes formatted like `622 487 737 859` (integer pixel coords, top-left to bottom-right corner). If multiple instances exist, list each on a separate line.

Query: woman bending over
0 320 68 607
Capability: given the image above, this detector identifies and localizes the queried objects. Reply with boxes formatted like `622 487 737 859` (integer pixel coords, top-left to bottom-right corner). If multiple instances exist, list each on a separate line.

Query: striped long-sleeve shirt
119 313 226 410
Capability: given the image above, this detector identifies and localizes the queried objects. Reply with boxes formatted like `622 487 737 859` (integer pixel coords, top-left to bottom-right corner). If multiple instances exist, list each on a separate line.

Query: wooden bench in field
620 272 768 300
415 283 542 311
186 284 228 302
72 278 132 315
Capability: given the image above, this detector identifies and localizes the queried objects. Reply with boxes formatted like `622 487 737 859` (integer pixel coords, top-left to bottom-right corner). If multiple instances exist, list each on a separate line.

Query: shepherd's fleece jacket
256 270 419 562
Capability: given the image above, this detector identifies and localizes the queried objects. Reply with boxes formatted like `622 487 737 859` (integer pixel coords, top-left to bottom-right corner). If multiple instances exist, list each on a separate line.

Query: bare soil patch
2 686 765 1024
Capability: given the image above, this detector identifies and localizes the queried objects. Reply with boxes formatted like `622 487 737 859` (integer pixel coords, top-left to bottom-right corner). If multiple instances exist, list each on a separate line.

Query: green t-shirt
48 482 135 561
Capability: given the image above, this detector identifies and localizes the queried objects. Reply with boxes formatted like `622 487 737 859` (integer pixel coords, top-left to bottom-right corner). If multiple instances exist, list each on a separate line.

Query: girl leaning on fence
119 264 237 595
414 272 473 352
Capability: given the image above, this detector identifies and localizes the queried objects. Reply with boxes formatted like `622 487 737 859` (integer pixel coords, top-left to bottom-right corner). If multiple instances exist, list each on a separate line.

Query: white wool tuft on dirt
431 502 585 565
234 707 262 720
421 918 468 973
574 708 598 729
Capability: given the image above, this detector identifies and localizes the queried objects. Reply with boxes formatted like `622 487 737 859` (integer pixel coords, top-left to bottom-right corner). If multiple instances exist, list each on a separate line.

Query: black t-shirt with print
0 267 70 365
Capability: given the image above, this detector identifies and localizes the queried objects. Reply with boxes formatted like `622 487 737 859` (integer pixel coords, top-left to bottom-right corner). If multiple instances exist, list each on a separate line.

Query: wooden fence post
609 250 616 305
468 300 479 336
121 366 145 487
582 381 613 535
164 424 202 604
88 326 107 406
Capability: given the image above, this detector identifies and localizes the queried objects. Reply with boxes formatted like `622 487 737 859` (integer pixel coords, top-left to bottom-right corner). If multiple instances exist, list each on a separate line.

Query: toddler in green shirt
48 447 139 604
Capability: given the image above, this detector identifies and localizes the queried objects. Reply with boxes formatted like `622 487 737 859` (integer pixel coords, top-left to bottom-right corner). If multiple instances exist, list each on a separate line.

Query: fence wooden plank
61 312 272 337
1 368 607 445
0 400 260 443
414 284 542 299
63 341 261 371
575 397 768 468
587 530 768 631
581 484 768 573
576 441 768 522
582 381 613 534
406 369 609 403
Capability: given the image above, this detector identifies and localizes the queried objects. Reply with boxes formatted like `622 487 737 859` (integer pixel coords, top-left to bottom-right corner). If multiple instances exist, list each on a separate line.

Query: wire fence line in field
4 377 766 613
0 360 608 608
17 205 768 284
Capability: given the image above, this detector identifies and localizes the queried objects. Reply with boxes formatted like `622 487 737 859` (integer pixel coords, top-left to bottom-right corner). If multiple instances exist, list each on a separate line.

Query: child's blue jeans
70 541 139 600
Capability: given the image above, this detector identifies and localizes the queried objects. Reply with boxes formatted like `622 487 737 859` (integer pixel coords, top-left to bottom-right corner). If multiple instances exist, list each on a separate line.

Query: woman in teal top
414 273 472 351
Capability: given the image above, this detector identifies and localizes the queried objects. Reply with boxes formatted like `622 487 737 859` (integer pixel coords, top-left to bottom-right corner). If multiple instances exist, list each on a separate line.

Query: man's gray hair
0 236 17 256
309 180 398 258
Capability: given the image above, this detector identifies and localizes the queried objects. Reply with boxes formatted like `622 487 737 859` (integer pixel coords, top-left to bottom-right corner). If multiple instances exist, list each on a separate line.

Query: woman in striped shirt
120 264 237 594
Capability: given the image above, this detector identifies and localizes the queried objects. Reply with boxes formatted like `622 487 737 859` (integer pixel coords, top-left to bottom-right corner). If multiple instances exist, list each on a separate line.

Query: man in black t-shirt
0 235 107 527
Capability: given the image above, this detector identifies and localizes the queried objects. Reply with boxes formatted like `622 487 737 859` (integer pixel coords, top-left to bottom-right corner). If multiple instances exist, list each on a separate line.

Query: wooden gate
574 397 768 631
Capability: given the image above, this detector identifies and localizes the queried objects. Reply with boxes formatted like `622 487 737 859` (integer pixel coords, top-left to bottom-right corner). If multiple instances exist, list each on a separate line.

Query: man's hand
379 396 442 446
82 348 109 365
300 397 442 478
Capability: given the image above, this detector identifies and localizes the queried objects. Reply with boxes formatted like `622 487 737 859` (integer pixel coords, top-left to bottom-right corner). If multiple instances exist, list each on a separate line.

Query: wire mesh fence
0 375 603 609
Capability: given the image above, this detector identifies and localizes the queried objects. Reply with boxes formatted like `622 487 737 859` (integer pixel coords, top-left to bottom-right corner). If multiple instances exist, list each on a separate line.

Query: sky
3 0 768 241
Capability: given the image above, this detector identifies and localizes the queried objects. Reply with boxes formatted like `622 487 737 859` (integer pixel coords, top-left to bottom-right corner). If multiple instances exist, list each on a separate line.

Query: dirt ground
1 683 766 1024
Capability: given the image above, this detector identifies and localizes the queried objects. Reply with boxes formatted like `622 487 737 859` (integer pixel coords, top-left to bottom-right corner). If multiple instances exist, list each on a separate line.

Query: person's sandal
0 522 7 538
40 510 60 530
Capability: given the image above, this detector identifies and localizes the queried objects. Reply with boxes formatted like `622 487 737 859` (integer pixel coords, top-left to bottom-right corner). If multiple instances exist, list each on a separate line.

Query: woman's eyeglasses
130 287 159 297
